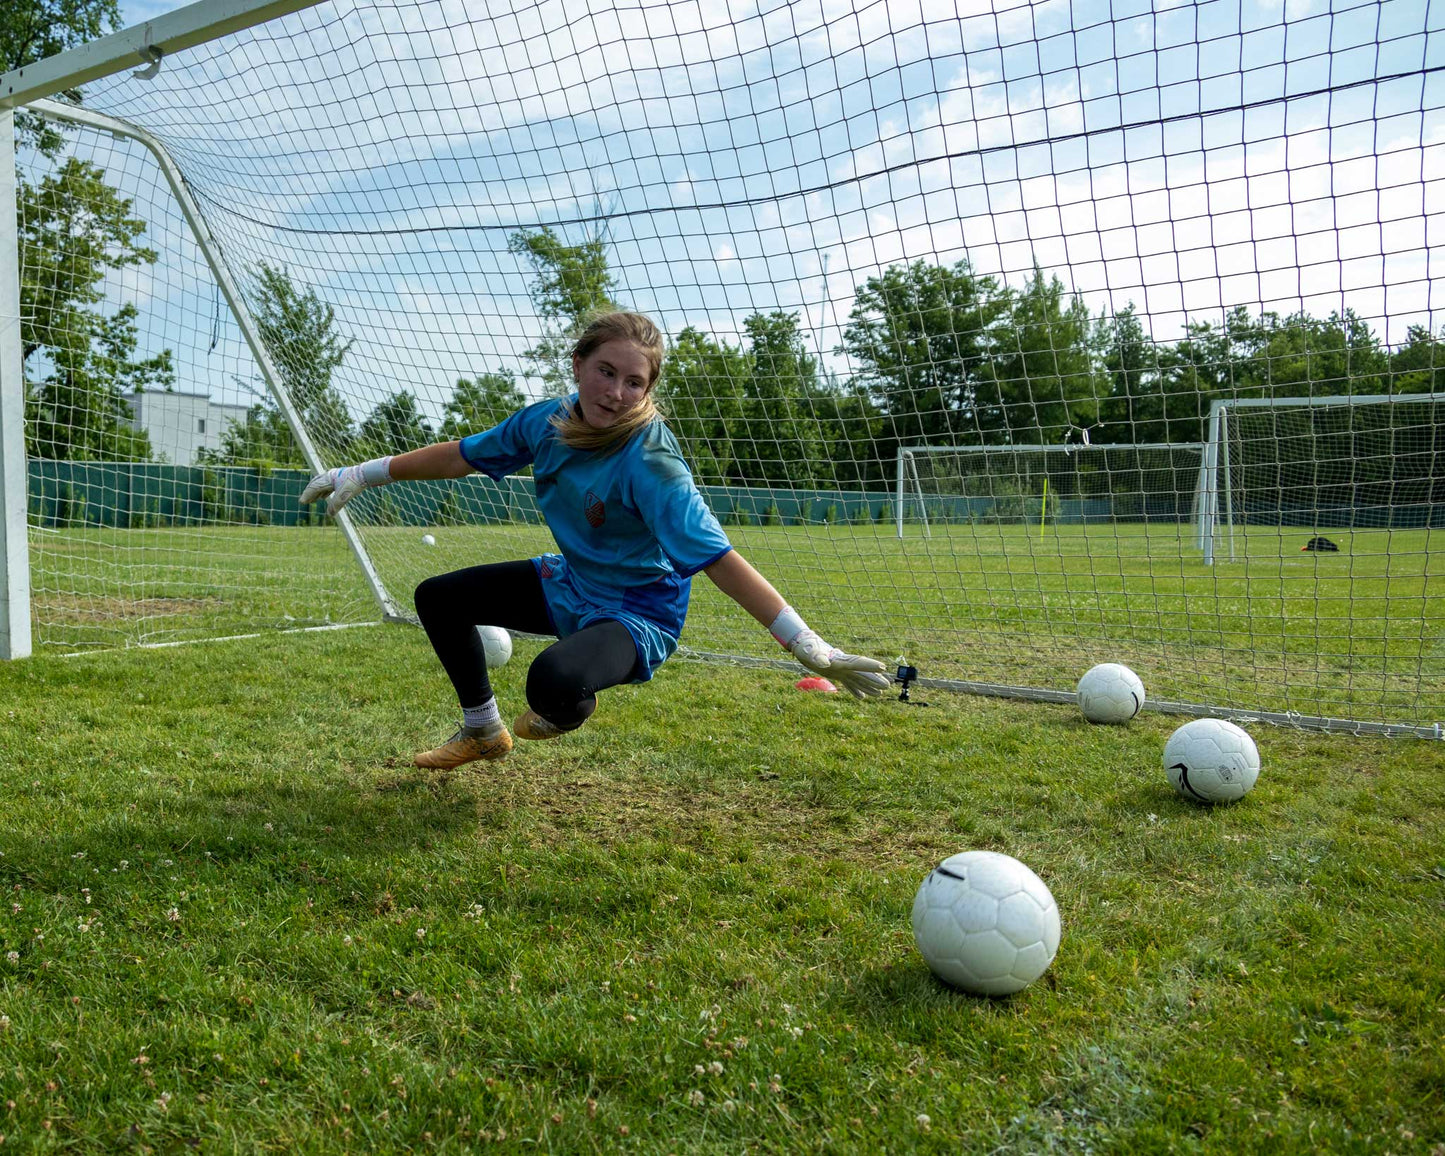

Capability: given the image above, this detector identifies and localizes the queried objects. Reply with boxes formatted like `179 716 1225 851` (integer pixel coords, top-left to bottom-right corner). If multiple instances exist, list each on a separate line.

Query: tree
1225 308 1386 399
1390 325 1445 393
1095 303 1173 444
358 391 434 455
508 226 618 396
439 371 526 440
984 264 1102 443
3 0 122 151
840 258 1008 456
249 262 354 456
21 158 170 460
656 327 749 486
809 382 888 487
737 311 823 487
203 264 355 468
1162 310 1251 445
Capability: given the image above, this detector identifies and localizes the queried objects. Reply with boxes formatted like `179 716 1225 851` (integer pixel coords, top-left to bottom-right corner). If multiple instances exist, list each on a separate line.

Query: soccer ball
1076 662 1145 723
911 851 1062 996
421 533 437 547
478 625 512 668
1163 718 1260 804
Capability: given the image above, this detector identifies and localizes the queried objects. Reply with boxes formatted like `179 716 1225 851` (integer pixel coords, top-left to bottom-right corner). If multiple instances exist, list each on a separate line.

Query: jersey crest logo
584 490 606 528
538 559 554 579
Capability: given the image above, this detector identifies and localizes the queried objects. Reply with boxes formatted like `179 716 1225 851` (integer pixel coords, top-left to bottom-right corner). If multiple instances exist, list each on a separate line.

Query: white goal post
1196 393 1445 566
1 0 335 660
897 443 1206 541
30 96 398 623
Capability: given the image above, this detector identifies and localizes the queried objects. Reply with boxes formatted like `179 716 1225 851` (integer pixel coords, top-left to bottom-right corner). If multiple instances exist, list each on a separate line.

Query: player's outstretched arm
299 441 474 516
702 549 892 699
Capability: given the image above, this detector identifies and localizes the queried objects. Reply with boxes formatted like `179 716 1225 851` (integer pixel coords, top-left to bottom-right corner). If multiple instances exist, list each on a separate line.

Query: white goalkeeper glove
769 606 892 700
299 456 393 517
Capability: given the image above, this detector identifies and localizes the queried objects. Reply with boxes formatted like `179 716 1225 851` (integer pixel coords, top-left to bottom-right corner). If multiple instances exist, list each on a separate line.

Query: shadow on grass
0 764 494 892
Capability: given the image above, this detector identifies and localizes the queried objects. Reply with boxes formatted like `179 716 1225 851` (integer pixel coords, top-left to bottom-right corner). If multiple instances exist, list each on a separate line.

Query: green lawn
0 625 1442 1151
26 520 1445 732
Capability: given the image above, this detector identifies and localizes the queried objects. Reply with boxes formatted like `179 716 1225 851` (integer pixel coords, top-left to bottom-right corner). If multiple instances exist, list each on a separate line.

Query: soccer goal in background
1196 393 1445 565
895 442 1205 542
2 0 1442 738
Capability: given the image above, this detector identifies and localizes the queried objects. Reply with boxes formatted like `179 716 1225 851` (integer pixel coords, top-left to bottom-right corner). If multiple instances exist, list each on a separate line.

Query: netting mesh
13 0 1445 732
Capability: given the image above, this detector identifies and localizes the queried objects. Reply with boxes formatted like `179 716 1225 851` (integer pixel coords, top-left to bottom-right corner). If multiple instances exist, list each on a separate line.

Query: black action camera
895 663 928 706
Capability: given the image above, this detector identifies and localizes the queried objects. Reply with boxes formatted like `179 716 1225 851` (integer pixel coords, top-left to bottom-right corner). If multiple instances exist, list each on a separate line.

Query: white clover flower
166 907 180 922
707 1061 723 1076
686 1090 705 1107
5 951 18 964
916 1114 931 1132
415 927 426 940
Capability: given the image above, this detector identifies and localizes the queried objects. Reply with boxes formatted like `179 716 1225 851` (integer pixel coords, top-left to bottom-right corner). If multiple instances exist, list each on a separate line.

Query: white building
123 390 252 466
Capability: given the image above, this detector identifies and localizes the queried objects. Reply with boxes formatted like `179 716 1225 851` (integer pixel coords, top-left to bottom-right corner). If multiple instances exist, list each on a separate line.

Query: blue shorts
531 553 683 683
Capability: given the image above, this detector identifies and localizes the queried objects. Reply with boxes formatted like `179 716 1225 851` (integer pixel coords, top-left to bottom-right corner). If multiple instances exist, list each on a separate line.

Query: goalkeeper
302 310 890 770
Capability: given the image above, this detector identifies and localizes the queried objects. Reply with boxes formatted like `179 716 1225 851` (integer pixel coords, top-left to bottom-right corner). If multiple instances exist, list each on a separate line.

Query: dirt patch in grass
34 593 222 623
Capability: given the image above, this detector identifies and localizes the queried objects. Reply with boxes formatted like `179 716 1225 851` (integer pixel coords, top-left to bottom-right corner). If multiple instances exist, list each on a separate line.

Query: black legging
413 561 639 730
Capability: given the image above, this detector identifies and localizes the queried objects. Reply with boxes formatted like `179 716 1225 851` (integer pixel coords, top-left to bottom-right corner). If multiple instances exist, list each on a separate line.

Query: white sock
462 697 501 732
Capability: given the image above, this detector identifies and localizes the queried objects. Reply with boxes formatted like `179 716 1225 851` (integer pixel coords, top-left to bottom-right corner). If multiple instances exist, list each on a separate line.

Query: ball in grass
912 850 1061 996
422 533 437 546
1163 718 1260 804
1076 662 1145 723
794 676 837 692
477 625 512 668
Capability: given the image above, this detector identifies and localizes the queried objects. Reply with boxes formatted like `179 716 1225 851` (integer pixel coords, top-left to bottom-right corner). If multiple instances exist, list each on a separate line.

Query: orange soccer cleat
512 709 572 741
413 725 513 769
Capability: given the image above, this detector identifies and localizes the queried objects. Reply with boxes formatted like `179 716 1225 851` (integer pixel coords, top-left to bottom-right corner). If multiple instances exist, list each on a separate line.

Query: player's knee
413 574 444 621
526 651 594 727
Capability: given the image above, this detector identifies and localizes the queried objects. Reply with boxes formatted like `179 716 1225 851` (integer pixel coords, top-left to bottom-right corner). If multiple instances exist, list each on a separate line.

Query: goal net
5 0 1443 736
898 443 1204 540
1200 395 1445 562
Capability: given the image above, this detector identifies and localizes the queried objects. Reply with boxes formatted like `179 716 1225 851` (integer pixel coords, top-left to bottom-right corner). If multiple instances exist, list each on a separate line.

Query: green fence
25 462 898 529
27 462 1441 530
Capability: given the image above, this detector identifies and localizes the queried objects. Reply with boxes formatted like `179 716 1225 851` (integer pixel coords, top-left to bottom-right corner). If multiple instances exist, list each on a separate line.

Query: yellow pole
1040 478 1048 543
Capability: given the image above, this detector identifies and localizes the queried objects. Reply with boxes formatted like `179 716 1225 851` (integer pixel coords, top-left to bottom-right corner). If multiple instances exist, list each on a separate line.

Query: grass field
27 520 1445 732
0 624 1442 1152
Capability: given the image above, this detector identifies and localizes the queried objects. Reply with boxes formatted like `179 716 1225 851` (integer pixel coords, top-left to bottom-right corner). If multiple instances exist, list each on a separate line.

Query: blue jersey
458 396 733 680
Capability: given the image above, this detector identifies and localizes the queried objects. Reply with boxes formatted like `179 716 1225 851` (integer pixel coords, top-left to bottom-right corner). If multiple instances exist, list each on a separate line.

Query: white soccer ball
1076 662 1145 723
421 533 437 547
477 625 512 668
1163 718 1260 804
911 850 1062 996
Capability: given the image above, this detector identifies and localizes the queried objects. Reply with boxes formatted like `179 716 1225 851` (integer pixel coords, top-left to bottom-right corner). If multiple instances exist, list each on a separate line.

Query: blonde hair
549 311 667 453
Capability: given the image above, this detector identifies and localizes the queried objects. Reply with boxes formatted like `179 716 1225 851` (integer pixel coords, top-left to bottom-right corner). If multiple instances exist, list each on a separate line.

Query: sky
116 0 176 23
33 0 1445 434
